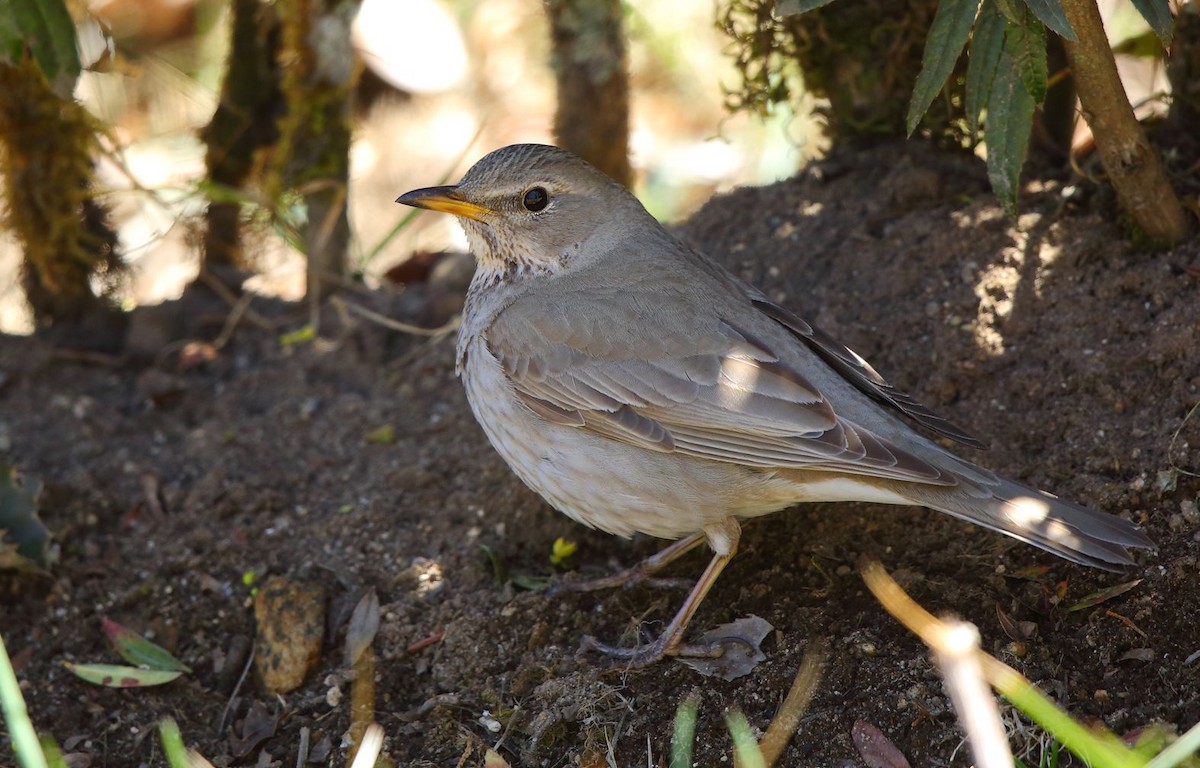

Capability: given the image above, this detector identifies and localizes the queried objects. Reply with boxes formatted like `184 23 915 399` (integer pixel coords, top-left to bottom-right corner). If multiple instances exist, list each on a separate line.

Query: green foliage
1130 0 1173 45
63 618 188 688
774 0 1178 217
1001 1 1048 103
0 463 50 571
965 0 1006 135
0 0 80 97
983 49 1035 217
906 0 979 135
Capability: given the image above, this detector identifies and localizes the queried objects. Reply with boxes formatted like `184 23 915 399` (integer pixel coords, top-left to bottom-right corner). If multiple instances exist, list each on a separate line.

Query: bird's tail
903 473 1154 571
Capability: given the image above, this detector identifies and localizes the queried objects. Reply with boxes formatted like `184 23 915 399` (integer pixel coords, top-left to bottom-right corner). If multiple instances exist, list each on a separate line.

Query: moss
0 55 121 324
719 0 970 144
258 0 361 283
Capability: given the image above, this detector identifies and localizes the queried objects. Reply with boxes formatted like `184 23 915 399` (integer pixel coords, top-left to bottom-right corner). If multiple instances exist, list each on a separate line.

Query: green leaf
1067 579 1142 612
102 618 190 672
1129 0 1172 46
0 0 81 98
1003 6 1048 103
0 462 51 571
1022 0 1075 40
966 0 1007 135
775 0 841 15
984 49 1035 218
63 662 183 688
906 0 980 136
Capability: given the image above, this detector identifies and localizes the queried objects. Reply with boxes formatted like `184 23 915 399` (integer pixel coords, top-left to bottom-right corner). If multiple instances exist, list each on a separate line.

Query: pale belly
460 339 913 541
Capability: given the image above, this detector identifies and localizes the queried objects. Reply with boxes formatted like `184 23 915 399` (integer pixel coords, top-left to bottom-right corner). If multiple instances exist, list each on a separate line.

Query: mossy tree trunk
0 56 122 330
547 0 632 187
200 0 284 270
266 0 361 308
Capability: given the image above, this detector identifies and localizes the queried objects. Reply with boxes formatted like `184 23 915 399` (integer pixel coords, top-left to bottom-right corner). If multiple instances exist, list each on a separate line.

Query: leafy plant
776 0 1191 243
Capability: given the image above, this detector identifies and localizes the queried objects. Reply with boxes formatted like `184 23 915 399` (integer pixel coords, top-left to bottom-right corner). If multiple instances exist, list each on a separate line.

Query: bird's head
396 144 650 277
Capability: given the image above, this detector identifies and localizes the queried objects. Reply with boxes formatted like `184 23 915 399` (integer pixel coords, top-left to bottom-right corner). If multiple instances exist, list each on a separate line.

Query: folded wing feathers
752 298 986 449
492 333 951 482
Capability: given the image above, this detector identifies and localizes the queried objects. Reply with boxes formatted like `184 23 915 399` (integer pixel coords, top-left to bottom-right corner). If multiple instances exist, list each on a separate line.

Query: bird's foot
547 570 691 597
546 532 706 597
579 633 724 669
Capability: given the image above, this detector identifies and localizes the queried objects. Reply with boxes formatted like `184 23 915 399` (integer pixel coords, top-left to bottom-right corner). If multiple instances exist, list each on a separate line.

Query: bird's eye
522 187 549 212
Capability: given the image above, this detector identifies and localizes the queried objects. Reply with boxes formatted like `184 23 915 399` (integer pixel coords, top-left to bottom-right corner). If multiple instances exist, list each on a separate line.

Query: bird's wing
749 296 985 448
485 288 956 485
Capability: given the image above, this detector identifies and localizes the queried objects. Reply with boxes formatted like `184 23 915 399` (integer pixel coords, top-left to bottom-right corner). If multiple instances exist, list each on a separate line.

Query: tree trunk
1060 0 1192 246
547 0 632 187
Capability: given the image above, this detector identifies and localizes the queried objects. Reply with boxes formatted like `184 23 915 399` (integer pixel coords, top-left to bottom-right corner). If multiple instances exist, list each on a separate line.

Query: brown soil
3 141 1199 767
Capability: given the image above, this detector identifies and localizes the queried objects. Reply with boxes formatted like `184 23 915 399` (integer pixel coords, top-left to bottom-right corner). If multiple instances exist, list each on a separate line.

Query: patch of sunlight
971 262 1021 358
1007 496 1051 527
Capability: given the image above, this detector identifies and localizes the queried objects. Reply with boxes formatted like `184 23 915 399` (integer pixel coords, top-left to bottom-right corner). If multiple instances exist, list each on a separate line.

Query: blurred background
0 0 1174 335
0 0 822 334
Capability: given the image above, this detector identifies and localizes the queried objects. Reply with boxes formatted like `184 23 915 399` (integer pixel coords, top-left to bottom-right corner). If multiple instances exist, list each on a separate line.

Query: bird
395 143 1153 667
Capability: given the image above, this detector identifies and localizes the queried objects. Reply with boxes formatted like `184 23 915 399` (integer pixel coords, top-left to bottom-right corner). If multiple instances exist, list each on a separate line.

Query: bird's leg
580 519 740 668
546 530 707 596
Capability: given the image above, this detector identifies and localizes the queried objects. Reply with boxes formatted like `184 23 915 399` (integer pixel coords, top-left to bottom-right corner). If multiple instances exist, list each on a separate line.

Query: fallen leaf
228 701 279 758
677 615 773 681
102 618 190 672
344 589 380 667
852 720 911 768
63 662 182 688
1068 579 1142 612
1116 648 1155 663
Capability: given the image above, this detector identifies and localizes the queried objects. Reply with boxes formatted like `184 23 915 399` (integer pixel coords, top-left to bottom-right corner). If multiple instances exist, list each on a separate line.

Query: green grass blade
670 695 699 768
1145 719 1200 768
726 711 766 768
987 658 1142 768
1 634 50 768
159 719 190 768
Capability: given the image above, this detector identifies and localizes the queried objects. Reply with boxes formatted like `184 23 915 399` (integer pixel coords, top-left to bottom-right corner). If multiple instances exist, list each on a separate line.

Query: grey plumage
396 143 1152 663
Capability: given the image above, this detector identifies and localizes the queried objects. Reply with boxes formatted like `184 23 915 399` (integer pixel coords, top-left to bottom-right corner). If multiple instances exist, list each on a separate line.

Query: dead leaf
677 615 773 681
345 589 380 667
1116 648 1155 663
228 701 279 758
852 720 911 768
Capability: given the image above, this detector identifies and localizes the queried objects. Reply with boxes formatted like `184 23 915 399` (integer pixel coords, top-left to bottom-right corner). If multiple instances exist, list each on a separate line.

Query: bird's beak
395 185 493 221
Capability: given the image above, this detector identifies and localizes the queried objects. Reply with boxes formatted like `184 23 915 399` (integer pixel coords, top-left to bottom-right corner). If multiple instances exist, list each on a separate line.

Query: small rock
253 576 326 694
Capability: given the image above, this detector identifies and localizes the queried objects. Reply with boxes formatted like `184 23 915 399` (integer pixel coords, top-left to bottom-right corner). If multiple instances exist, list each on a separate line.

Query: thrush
396 144 1152 667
